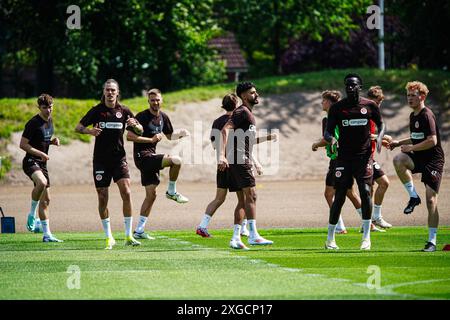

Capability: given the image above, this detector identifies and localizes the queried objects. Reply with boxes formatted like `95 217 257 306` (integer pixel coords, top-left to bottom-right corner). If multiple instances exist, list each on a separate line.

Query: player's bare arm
218 121 233 171
19 136 49 162
75 122 102 137
400 135 437 153
312 137 329 151
165 128 190 140
389 137 412 150
126 117 143 136
126 130 162 143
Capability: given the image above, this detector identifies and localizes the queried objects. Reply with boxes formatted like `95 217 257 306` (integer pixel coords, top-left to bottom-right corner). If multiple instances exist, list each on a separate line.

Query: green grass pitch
0 226 449 300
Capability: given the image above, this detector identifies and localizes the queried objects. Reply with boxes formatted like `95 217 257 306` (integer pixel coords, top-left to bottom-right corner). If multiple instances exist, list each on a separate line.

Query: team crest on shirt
95 174 103 181
249 125 256 132
360 108 367 115
374 162 381 170
415 121 419 129
335 171 342 178
116 112 122 119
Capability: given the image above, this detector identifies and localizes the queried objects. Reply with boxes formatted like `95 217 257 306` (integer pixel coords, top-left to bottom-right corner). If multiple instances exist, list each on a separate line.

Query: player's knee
36 178 47 189
171 155 182 166
379 178 389 191
146 188 157 200
393 154 406 168
426 196 437 208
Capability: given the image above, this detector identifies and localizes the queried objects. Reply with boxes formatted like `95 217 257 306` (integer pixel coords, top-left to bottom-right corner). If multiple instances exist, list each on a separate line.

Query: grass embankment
0 68 448 178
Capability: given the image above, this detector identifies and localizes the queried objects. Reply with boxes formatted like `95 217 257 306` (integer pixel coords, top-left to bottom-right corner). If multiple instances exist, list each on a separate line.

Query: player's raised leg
163 155 189 203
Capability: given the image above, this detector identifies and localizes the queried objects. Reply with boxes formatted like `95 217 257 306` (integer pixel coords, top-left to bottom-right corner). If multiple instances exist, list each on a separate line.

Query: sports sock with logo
403 181 419 198
327 224 337 242
199 214 211 229
101 218 112 238
373 205 382 220
428 228 437 245
168 180 177 195
135 215 148 234
124 217 133 237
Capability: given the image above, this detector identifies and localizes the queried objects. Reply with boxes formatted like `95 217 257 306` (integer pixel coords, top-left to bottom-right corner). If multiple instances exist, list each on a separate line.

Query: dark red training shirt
22 114 54 161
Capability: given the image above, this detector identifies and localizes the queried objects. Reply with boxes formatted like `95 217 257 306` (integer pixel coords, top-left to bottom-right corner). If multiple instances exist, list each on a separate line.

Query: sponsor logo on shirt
360 108 367 115
99 122 123 129
411 132 425 140
342 119 368 126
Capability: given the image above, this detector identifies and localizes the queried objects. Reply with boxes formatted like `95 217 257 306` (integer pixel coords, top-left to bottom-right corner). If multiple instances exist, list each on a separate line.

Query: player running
324 74 385 250
75 79 144 249
20 94 63 242
389 81 445 252
126 88 189 240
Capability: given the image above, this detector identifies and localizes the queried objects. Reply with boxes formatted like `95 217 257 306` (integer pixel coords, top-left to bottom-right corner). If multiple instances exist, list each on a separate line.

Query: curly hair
221 93 238 111
405 81 429 97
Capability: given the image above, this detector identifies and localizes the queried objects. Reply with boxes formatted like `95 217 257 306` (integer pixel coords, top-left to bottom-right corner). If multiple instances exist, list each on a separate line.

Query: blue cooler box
1 207 15 233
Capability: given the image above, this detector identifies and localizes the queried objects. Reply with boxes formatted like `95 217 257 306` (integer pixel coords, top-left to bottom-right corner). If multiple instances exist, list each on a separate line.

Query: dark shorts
334 156 373 190
217 167 240 192
22 158 50 188
228 164 255 190
135 154 165 186
405 152 443 193
93 158 130 188
372 160 385 181
326 159 337 187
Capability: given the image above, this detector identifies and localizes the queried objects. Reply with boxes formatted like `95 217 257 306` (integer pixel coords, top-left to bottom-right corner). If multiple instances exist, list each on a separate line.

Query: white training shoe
248 236 273 245
360 223 386 233
325 240 339 250
229 239 249 250
373 217 392 229
124 236 141 246
360 239 371 250
240 228 250 237
133 231 155 240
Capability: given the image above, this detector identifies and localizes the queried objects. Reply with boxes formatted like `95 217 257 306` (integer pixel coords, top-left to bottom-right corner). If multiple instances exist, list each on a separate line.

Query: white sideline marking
162 236 448 299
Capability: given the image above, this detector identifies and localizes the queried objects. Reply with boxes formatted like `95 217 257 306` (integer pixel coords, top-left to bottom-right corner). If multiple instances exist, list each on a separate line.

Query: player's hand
178 128 190 138
388 140 400 150
401 144 413 153
51 137 60 146
382 139 390 148
255 164 263 175
218 156 229 171
383 134 393 143
89 124 102 137
39 152 50 162
268 133 278 142
152 133 163 143
312 142 318 152
126 117 139 127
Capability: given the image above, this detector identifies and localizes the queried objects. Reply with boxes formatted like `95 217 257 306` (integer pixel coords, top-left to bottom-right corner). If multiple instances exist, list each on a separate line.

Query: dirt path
1 178 449 233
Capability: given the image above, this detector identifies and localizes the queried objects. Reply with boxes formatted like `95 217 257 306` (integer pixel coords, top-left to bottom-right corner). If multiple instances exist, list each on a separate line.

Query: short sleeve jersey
79 103 134 162
230 105 256 164
134 110 173 158
326 97 382 160
409 107 445 166
22 115 54 161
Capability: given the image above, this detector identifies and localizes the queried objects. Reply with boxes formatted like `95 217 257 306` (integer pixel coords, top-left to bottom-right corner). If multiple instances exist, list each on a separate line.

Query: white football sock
241 218 248 230
232 224 242 241
373 205 382 220
41 220 51 237
403 181 419 198
362 219 371 241
168 180 177 195
135 215 148 234
336 216 346 231
199 214 211 229
248 219 259 238
428 228 437 245
327 224 337 242
124 217 133 237
29 200 39 217
101 218 112 238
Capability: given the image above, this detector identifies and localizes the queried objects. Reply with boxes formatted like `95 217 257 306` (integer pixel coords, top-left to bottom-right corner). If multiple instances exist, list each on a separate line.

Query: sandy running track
0 178 449 233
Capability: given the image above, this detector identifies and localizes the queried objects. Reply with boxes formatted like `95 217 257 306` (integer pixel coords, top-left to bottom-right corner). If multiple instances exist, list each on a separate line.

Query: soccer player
20 94 62 242
389 81 445 252
312 90 364 234
367 86 392 229
126 88 189 240
219 82 274 248
196 94 276 242
324 74 385 250
75 79 144 249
